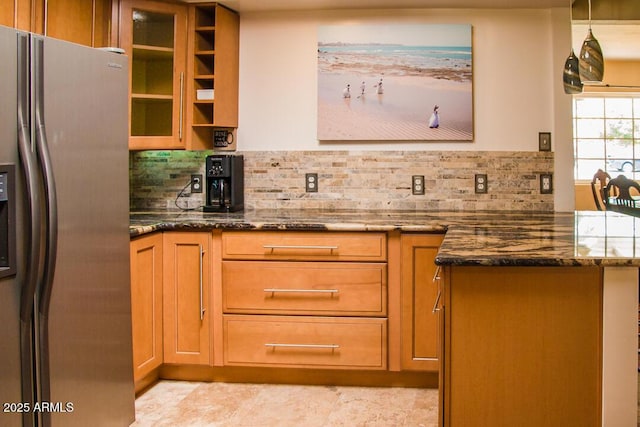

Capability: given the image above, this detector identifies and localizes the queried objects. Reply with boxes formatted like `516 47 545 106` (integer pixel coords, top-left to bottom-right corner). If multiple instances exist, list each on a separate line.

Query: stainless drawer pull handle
263 245 338 250
432 289 442 313
432 265 442 312
265 343 339 349
179 72 184 141
263 288 339 294
432 265 441 283
199 244 205 320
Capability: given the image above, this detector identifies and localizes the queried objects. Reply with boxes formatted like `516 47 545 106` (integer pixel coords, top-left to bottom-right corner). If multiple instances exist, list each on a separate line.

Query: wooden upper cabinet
45 0 112 47
119 0 188 150
0 4 13 28
2 0 111 47
186 3 239 149
1 0 37 31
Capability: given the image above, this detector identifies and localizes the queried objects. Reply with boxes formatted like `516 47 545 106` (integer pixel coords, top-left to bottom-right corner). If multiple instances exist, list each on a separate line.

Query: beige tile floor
131 380 439 427
133 377 640 426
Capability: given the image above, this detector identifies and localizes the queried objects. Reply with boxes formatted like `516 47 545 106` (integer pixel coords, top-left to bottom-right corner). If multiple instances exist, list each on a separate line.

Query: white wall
550 8 574 211
236 8 574 209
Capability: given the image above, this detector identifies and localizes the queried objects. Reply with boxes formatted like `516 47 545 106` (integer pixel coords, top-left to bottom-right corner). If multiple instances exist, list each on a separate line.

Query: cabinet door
1 0 37 31
130 233 163 382
400 234 444 371
1 0 111 46
211 5 239 128
45 0 112 47
224 315 387 370
222 231 387 262
163 232 211 365
443 266 602 426
120 0 187 150
222 261 387 316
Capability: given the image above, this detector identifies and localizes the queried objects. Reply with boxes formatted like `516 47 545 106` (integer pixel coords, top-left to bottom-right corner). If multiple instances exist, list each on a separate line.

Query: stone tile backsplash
130 150 554 211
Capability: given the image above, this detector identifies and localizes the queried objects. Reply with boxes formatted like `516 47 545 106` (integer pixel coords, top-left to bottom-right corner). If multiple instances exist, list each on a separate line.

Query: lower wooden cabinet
443 266 602 426
222 231 387 261
222 261 387 316
400 234 444 371
162 232 211 365
129 229 443 385
223 315 387 370
130 233 163 383
220 230 389 371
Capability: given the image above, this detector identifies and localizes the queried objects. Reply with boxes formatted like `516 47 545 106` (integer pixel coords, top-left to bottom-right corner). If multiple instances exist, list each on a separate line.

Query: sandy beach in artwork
317 44 473 141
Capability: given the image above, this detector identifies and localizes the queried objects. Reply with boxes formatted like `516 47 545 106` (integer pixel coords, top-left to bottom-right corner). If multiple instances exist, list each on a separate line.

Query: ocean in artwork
317 24 473 141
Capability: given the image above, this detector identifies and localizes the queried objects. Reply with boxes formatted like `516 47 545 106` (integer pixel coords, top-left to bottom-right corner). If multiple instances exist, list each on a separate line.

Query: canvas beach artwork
317 24 473 141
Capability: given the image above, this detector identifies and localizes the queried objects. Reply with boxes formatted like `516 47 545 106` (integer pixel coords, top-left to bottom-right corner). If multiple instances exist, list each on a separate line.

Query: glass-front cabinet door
120 0 187 150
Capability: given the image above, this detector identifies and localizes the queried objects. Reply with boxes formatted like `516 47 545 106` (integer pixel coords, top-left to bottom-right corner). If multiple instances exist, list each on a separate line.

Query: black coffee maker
203 154 244 212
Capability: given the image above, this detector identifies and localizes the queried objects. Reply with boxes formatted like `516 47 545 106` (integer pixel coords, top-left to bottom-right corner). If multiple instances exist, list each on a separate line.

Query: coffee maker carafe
204 154 244 212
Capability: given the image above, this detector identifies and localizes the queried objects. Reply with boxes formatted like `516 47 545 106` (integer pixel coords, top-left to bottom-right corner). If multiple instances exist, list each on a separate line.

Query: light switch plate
475 174 488 194
539 132 551 152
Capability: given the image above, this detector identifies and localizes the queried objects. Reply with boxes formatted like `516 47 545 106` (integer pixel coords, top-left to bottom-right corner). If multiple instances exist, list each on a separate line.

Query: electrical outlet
475 174 488 194
412 175 425 195
191 174 203 193
540 173 553 194
305 173 318 192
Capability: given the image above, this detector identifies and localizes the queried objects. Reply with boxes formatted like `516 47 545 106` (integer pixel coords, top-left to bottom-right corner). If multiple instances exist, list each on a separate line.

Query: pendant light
578 0 604 83
562 0 582 94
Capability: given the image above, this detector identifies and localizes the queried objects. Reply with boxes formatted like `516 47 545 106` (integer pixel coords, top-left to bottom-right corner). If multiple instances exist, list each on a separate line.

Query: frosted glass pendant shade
563 49 583 94
579 29 604 83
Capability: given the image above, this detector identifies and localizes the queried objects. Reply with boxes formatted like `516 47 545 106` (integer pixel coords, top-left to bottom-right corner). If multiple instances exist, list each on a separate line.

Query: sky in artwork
318 24 471 47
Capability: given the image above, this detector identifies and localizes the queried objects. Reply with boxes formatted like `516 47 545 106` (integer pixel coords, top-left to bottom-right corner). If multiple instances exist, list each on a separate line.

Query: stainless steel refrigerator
0 25 135 426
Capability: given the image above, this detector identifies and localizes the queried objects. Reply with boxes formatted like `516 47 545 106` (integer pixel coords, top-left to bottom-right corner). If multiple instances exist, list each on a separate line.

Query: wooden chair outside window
590 169 611 211
603 174 640 215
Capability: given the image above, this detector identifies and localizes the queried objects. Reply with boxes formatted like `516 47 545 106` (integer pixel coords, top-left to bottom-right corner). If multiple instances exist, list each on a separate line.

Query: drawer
222 261 387 316
221 231 387 261
223 315 387 370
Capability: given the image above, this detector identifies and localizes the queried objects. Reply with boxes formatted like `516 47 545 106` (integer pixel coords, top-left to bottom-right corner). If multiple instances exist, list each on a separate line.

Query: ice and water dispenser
0 164 16 279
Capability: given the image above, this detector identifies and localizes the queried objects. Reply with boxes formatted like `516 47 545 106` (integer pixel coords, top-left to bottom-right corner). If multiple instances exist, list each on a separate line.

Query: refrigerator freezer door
0 25 24 427
0 26 134 426
38 37 135 426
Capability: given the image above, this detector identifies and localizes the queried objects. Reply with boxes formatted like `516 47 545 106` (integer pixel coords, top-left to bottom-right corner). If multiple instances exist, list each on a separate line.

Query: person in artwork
375 78 384 94
428 105 440 128
343 84 351 98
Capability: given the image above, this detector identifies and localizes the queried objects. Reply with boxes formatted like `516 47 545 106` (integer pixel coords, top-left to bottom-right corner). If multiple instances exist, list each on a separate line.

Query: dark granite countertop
130 209 640 267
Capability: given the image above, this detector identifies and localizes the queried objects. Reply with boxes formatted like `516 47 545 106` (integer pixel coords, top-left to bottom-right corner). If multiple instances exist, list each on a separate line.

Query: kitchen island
130 209 639 426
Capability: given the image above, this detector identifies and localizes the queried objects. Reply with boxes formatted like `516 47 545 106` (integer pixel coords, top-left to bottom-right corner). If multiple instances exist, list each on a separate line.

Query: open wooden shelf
186 3 239 150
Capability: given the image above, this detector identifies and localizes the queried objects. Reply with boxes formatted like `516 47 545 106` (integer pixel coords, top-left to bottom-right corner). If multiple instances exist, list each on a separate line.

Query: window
573 96 640 180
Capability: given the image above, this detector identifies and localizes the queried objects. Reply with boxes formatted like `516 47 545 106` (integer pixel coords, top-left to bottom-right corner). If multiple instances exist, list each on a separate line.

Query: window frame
573 93 640 182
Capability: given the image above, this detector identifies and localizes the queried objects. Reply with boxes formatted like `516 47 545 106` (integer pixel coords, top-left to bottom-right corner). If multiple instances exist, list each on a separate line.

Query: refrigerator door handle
16 31 41 427
16 33 41 324
33 36 58 414
33 36 58 318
